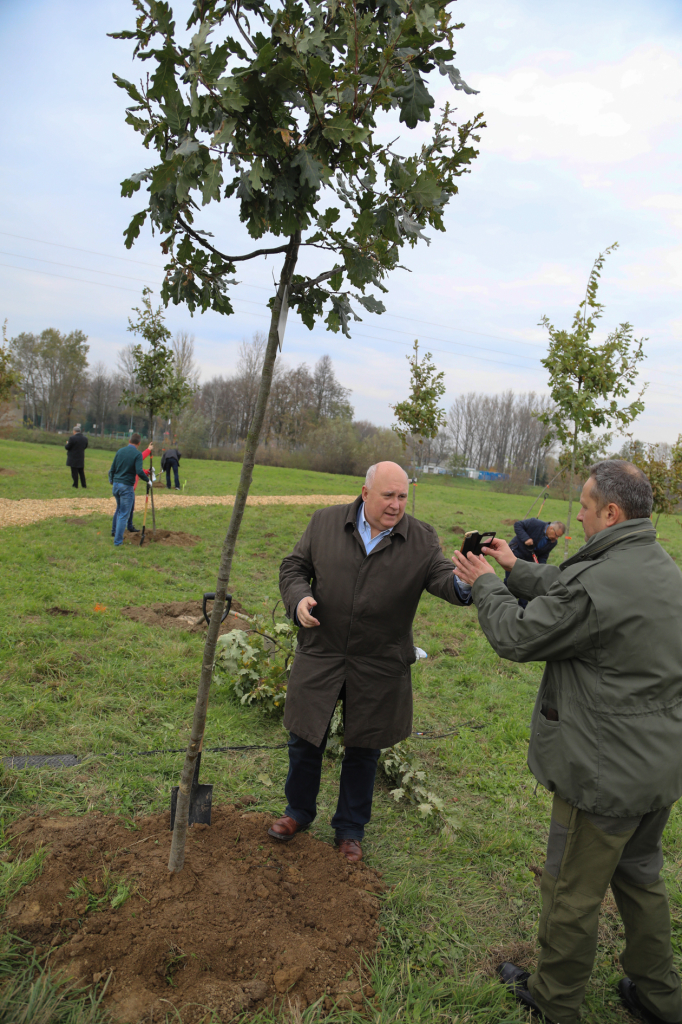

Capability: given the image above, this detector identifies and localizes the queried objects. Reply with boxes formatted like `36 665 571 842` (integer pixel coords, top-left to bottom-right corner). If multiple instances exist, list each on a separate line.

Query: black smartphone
460 530 496 557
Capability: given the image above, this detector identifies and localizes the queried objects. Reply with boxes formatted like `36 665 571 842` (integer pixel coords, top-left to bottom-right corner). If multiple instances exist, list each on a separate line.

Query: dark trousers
165 460 180 488
70 466 86 488
111 494 135 534
527 794 682 1024
284 720 381 840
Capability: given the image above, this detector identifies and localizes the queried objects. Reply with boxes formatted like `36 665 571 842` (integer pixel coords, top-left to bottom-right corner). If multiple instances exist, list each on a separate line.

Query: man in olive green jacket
454 460 682 1024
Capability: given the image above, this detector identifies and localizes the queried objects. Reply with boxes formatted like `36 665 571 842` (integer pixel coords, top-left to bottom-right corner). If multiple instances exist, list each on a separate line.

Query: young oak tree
119 289 196 530
391 340 446 515
111 0 484 872
537 244 647 558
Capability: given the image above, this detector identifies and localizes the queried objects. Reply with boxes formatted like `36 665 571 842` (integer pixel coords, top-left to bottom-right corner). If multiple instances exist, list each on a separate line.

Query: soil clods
121 599 250 636
6 807 384 1022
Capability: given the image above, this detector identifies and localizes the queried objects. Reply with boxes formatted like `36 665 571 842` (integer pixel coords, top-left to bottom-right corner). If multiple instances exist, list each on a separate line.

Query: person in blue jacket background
505 518 565 607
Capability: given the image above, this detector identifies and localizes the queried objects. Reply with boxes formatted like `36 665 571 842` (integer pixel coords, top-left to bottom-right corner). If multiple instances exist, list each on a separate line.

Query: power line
0 229 548 349
0 231 164 269
0 250 161 286
3 258 676 397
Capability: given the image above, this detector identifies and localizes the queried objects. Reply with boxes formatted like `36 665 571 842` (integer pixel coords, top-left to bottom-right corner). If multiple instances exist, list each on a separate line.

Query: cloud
466 46 682 164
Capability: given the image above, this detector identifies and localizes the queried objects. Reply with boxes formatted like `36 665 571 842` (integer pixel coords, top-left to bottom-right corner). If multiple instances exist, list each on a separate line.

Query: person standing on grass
65 424 88 489
504 517 565 608
110 442 153 537
161 445 181 490
108 433 151 547
453 460 682 1024
272 461 473 864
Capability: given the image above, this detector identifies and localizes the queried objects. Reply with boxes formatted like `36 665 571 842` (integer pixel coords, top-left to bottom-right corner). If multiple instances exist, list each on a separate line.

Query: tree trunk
149 415 156 533
412 443 417 517
564 426 577 558
167 231 301 874
654 511 661 530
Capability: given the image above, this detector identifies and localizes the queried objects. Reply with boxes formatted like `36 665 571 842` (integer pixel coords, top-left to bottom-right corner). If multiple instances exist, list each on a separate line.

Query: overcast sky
1 0 681 442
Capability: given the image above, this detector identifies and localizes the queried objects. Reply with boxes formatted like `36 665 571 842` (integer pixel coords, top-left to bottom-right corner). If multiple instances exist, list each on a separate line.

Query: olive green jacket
472 519 682 816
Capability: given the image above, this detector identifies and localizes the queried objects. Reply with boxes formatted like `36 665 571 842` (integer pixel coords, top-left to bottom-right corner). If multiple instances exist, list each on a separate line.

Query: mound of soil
6 807 383 1023
0 466 17 476
121 599 250 636
123 530 200 548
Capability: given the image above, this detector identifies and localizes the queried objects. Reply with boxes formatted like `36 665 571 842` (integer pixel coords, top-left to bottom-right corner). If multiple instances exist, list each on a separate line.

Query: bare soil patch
65 517 91 525
451 525 465 535
0 467 17 475
123 530 200 549
47 606 79 617
5 807 383 1022
121 599 250 636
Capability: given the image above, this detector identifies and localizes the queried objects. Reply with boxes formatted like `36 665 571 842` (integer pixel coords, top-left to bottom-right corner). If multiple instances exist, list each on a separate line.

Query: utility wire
3 257 676 396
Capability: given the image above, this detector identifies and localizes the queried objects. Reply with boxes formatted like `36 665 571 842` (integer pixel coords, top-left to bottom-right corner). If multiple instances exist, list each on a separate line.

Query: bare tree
446 391 556 475
172 331 201 387
88 363 120 434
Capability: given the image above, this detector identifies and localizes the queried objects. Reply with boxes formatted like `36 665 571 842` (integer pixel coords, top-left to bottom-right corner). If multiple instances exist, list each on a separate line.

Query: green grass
0 438 364 500
2 437 682 1023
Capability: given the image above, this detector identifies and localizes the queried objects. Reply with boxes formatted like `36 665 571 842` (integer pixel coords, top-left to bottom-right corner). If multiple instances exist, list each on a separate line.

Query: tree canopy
112 0 484 333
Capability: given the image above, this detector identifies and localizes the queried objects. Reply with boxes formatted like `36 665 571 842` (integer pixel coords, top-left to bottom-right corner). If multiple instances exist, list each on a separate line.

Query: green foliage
623 435 682 523
392 340 447 447
67 869 135 913
537 244 647 549
119 288 196 440
0 848 47 915
0 320 21 403
379 741 448 820
537 245 646 453
111 0 484 331
214 620 298 712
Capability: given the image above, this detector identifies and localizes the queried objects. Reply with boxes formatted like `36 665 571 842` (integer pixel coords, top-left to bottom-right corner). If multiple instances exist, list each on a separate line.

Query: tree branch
176 215 291 262
291 265 344 294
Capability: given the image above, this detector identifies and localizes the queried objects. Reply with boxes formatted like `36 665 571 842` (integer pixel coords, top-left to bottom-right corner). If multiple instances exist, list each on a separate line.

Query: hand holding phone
460 530 496 557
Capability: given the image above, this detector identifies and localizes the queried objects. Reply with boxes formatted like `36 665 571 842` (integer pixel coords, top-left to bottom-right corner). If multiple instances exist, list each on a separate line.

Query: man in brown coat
271 461 471 861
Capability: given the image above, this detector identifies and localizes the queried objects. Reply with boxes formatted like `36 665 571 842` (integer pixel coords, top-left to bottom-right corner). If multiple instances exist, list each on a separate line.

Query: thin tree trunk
412 443 416 517
168 231 301 874
564 425 577 558
149 417 156 533
654 511 661 530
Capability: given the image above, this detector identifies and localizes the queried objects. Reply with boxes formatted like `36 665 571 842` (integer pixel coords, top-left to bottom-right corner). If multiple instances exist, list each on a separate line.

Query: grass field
2 436 682 1023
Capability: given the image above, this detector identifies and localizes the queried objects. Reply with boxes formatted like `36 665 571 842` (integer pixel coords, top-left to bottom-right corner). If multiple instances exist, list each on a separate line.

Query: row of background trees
5 323 566 481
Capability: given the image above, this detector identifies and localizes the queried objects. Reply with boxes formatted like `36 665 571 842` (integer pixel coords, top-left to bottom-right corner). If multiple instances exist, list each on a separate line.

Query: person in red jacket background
110 442 153 536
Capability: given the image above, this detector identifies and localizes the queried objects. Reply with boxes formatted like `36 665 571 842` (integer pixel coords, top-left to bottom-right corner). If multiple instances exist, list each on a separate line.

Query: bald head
362 462 409 537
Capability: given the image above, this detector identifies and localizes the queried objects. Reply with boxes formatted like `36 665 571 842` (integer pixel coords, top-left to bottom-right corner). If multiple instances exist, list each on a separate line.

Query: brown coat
279 496 466 748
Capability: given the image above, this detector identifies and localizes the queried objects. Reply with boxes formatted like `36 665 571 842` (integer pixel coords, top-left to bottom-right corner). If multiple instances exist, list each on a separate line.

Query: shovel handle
203 592 232 625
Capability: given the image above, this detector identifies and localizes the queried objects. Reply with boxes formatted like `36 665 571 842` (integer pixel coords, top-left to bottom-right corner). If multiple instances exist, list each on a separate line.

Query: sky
1 0 681 442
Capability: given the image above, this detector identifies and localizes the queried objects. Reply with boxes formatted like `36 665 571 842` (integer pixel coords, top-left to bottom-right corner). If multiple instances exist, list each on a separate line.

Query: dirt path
0 493 357 529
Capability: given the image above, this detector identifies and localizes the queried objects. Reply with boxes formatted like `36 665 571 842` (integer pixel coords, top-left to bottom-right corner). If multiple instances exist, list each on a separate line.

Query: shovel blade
170 783 213 830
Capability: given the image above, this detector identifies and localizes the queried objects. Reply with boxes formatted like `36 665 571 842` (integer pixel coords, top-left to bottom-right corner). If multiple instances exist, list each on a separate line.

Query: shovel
170 736 212 829
139 476 151 547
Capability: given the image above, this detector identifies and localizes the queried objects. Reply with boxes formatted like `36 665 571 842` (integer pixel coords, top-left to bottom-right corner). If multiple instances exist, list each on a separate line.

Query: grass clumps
67 868 136 914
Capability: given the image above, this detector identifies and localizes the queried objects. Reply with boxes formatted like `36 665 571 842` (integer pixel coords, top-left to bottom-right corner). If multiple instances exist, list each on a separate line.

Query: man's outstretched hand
296 596 320 628
452 550 496 586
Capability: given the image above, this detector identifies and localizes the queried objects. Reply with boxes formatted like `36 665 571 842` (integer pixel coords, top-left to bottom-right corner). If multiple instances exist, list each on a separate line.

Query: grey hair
364 464 378 488
588 460 653 520
550 521 566 534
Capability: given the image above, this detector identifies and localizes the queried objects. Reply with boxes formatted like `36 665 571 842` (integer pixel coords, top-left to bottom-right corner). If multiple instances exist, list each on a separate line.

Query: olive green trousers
526 794 682 1024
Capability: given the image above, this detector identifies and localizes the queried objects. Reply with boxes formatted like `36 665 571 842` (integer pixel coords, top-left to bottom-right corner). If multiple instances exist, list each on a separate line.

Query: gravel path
0 493 357 529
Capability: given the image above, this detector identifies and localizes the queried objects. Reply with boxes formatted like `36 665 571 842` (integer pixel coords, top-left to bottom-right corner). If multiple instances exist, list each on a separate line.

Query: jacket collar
344 495 409 539
561 518 656 569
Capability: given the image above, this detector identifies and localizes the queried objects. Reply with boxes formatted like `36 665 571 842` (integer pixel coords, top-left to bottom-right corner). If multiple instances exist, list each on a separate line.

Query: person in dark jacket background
454 461 682 1024
505 517 565 607
161 446 181 490
65 424 88 488
108 434 151 546
272 461 472 863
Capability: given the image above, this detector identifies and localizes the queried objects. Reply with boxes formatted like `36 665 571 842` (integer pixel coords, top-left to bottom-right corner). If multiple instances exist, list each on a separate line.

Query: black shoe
619 978 681 1024
111 532 115 537
497 962 552 1021
127 526 140 532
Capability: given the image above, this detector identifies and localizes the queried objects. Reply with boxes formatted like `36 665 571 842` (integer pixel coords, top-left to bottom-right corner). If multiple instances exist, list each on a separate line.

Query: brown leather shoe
336 838 363 863
267 815 309 842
